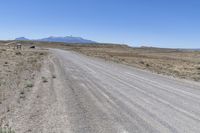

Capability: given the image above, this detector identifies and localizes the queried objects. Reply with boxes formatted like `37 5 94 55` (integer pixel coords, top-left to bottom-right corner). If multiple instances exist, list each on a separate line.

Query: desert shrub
139 61 145 64
42 77 48 83
1 49 6 51
39 52 44 55
15 51 22 55
52 74 56 78
26 82 33 88
146 63 150 67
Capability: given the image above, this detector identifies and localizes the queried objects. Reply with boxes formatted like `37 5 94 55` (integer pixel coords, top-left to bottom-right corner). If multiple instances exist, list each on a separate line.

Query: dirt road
48 49 200 133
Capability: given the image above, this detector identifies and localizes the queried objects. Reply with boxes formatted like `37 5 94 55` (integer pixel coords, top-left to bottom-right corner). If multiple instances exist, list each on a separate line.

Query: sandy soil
0 44 72 132
0 46 48 131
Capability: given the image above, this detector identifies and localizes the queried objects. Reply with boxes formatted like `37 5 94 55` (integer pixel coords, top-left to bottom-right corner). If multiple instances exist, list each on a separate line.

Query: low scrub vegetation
64 45 200 81
42 76 48 83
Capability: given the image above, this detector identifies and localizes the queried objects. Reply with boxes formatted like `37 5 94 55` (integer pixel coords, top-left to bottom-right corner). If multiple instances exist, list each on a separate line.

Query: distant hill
38 36 96 43
15 37 29 41
15 36 96 43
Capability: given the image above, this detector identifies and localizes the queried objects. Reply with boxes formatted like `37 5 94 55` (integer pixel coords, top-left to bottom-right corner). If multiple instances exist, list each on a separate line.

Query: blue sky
0 0 200 48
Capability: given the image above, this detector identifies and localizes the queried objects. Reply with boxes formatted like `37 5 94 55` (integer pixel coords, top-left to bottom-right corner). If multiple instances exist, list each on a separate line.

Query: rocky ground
0 46 48 132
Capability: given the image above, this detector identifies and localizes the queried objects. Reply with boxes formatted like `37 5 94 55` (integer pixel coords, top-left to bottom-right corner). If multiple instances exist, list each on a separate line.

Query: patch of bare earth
0 47 46 131
0 46 71 132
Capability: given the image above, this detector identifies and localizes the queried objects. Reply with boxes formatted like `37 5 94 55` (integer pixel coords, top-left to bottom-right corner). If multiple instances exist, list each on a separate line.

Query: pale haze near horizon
0 0 200 48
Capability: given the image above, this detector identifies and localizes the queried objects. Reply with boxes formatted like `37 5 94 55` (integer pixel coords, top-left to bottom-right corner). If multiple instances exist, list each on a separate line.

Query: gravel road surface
51 49 200 133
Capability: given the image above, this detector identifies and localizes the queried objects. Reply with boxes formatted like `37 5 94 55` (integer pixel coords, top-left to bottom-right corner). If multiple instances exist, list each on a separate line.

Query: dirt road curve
50 49 200 133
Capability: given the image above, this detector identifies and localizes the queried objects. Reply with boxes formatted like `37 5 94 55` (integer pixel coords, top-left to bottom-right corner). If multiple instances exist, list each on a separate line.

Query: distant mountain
38 36 96 43
15 36 96 43
15 37 29 41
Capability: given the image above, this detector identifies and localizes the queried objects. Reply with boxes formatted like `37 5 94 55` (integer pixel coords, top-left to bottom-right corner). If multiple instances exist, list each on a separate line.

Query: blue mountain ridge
15 36 96 43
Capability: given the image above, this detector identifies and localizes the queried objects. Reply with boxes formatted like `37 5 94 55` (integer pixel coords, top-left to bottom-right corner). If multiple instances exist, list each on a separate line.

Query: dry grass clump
25 81 34 88
15 51 22 55
42 76 48 83
52 74 56 79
